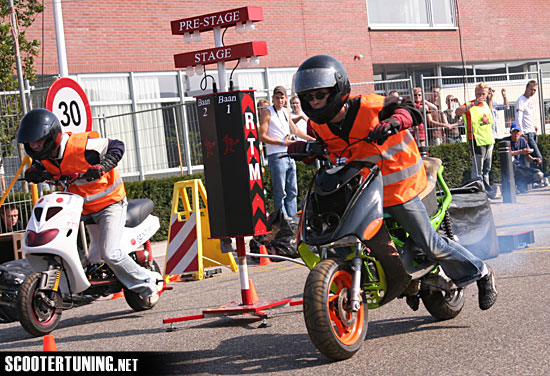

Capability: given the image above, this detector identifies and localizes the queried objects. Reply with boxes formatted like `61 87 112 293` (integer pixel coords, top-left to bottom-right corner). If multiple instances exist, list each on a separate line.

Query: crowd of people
255 79 547 205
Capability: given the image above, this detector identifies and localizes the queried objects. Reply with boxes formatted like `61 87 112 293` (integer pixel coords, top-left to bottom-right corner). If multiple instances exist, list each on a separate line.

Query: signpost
45 77 92 134
164 7 299 328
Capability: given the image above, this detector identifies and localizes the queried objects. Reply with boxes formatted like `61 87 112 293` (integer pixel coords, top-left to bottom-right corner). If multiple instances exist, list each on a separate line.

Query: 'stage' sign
174 41 268 68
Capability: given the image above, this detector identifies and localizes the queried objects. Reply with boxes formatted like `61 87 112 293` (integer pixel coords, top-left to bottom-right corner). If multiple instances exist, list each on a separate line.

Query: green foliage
127 137 549 242
428 134 549 187
0 0 43 91
125 173 205 242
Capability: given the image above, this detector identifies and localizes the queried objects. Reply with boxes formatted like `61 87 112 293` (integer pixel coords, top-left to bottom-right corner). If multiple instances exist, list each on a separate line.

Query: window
367 0 455 29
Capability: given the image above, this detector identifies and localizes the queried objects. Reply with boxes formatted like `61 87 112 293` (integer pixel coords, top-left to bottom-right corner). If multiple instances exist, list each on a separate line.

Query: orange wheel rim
327 270 365 345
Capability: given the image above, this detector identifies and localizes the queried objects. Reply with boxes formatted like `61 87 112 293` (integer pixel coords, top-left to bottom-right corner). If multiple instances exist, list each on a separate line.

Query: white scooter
18 173 165 337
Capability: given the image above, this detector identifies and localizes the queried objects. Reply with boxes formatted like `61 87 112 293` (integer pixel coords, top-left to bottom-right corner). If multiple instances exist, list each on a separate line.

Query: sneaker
143 291 159 308
477 265 497 310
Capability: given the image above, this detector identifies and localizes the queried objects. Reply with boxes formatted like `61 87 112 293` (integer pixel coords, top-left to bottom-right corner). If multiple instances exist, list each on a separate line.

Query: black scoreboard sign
196 90 268 238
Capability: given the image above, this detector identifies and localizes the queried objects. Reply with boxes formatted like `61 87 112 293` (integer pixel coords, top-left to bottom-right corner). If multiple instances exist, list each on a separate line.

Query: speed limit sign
45 77 93 134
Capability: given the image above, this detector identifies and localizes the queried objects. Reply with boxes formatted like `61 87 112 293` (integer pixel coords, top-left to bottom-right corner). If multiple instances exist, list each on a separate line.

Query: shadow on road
366 315 468 340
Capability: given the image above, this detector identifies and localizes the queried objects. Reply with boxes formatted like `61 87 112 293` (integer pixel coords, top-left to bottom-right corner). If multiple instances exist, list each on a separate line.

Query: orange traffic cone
43 334 58 352
258 245 272 266
109 289 125 300
248 279 259 304
169 274 182 282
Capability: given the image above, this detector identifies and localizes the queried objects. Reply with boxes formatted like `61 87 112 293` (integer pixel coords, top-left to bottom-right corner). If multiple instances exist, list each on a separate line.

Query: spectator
412 87 429 146
442 95 463 143
456 82 497 199
388 90 400 97
487 87 509 138
0 204 22 233
414 87 446 146
0 160 5 197
516 80 543 170
259 86 314 218
430 85 442 110
289 95 309 141
503 122 544 193
257 98 270 112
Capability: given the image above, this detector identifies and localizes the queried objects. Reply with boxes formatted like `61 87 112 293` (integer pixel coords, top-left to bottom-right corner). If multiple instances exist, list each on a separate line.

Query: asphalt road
1 186 550 375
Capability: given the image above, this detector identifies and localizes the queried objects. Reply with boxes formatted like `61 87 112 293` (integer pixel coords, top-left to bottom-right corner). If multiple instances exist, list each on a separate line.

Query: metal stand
163 236 302 329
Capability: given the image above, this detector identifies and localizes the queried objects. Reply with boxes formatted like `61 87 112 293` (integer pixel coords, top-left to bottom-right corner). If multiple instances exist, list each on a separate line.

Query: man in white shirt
259 86 314 218
516 80 543 170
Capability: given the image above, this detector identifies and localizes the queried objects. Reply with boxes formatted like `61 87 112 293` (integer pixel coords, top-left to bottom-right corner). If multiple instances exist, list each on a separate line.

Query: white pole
52 0 69 77
213 26 227 92
8 0 28 114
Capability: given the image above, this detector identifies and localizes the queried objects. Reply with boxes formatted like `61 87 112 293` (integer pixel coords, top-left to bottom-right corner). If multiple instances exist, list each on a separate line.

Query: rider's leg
92 198 158 297
384 195 487 288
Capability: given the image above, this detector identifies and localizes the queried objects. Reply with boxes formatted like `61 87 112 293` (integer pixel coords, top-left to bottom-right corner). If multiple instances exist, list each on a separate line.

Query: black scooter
292 141 464 360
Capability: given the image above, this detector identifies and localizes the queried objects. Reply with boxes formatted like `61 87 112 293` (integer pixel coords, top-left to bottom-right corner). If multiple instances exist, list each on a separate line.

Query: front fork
349 251 363 312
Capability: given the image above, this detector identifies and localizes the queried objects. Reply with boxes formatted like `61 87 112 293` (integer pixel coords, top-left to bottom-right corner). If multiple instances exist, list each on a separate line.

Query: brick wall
24 0 550 82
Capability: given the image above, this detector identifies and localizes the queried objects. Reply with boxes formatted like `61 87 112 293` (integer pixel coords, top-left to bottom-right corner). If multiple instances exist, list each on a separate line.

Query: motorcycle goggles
302 91 331 102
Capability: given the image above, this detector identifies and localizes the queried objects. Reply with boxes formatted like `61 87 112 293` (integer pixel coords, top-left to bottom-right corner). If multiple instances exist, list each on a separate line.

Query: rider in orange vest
17 109 160 307
293 55 497 311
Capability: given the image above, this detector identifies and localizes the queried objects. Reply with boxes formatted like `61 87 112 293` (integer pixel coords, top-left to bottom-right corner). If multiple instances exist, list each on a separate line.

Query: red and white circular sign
45 77 92 134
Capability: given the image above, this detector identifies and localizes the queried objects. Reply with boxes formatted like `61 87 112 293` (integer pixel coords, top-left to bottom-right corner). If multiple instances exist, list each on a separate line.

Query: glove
25 167 52 183
83 154 119 181
369 118 401 145
287 141 307 155
83 165 105 181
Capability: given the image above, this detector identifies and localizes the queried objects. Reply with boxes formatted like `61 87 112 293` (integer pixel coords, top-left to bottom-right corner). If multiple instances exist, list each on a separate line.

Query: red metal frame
162 236 301 326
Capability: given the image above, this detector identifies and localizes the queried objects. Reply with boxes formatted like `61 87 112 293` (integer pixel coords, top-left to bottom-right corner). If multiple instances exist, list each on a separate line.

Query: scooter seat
125 199 155 227
81 198 155 228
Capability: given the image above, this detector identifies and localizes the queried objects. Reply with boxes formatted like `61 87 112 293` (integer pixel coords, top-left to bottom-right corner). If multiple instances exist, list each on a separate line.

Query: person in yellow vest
17 109 160 307
455 82 497 199
292 55 497 310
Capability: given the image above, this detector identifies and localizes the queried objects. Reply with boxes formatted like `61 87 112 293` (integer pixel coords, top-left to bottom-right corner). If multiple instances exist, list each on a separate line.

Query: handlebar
42 173 85 191
280 140 330 160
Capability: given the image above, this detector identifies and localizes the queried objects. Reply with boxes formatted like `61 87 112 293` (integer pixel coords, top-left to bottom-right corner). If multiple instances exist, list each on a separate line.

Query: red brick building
27 0 550 88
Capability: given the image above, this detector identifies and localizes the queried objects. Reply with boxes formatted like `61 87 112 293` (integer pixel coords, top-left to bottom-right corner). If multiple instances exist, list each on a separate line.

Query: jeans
525 132 543 170
89 198 156 296
384 196 485 287
470 142 494 193
267 153 297 218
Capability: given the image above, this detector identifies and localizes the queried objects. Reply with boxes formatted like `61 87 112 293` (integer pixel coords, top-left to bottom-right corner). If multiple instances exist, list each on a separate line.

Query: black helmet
17 109 62 160
295 55 350 124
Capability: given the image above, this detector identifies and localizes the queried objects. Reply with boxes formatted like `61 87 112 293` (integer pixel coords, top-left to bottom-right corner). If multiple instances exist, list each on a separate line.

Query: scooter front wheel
303 258 368 360
18 273 62 337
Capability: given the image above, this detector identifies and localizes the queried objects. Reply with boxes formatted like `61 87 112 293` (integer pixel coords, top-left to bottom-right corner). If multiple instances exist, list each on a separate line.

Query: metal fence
351 78 414 98
95 101 203 181
421 71 546 146
0 89 33 235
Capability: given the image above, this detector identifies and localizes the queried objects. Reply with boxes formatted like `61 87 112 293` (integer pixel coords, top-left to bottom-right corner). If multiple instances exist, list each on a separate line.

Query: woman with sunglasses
293 55 497 311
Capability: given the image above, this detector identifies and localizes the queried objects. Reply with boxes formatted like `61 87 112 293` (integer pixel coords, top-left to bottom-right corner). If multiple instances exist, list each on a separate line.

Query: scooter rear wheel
124 260 162 312
303 258 367 360
18 273 62 337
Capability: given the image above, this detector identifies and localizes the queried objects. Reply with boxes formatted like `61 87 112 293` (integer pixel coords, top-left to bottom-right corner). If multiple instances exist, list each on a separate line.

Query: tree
0 0 42 166
0 0 43 91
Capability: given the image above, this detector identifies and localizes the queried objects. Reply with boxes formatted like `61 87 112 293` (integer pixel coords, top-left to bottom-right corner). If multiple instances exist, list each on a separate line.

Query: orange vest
42 132 126 215
310 94 427 207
